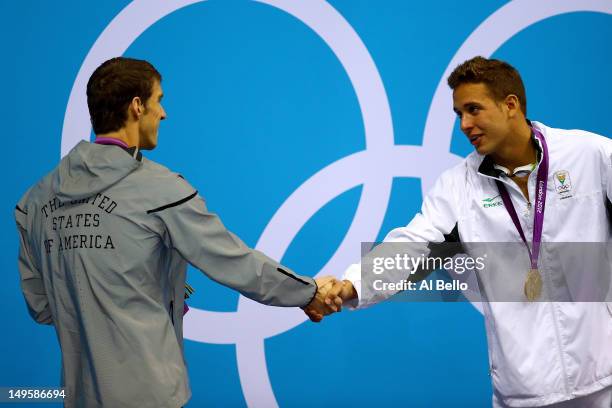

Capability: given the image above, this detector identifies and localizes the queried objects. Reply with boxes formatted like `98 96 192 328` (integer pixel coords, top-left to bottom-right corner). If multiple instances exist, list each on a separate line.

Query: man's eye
468 106 480 114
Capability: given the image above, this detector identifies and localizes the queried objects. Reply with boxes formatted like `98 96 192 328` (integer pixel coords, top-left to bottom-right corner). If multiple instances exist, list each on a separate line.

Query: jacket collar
477 120 542 179
94 138 143 162
122 146 143 162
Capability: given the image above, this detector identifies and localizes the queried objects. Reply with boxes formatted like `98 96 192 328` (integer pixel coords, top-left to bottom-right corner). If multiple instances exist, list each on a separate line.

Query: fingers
304 276 352 322
304 308 323 323
303 292 336 323
324 280 346 311
338 280 357 302
314 276 339 313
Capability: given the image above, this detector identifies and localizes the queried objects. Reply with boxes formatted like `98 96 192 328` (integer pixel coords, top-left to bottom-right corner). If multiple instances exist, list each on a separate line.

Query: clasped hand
301 276 355 323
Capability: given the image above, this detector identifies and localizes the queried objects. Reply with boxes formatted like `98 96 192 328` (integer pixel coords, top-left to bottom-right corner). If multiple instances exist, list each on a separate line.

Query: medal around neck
495 127 549 302
524 268 542 302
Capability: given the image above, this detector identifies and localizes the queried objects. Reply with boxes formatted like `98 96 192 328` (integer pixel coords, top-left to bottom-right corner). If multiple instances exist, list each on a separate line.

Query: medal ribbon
94 137 129 148
495 128 549 270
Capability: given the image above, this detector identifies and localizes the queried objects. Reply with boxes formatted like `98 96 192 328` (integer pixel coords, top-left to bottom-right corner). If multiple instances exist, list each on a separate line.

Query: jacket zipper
479 169 571 393
479 172 533 212
549 302 571 394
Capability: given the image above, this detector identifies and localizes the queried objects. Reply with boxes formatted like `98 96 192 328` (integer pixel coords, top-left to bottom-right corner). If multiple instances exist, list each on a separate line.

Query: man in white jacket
320 57 612 407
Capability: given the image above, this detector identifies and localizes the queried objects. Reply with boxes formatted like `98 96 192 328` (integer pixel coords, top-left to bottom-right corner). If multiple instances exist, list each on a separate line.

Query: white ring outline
60 1 612 407
235 1 612 406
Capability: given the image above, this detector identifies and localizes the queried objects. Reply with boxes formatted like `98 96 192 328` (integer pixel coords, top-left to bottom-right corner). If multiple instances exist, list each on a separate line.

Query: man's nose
460 115 473 133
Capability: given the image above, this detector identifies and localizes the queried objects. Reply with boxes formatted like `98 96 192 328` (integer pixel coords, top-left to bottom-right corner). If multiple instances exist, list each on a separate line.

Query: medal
524 268 542 301
496 127 549 302
184 283 195 315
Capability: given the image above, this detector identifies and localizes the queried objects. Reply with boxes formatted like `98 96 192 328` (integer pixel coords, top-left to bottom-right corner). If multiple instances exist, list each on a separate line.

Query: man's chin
474 143 492 156
139 138 158 151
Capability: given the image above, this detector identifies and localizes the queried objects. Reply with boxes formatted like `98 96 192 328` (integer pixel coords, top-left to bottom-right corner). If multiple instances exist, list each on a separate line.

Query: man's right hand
324 279 357 311
302 278 358 323
302 276 337 323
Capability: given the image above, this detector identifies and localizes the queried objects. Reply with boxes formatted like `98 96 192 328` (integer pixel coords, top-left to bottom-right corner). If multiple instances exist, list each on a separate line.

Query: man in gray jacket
15 57 333 408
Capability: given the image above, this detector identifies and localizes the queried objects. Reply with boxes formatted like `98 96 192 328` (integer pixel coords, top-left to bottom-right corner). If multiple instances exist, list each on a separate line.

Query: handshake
302 277 357 323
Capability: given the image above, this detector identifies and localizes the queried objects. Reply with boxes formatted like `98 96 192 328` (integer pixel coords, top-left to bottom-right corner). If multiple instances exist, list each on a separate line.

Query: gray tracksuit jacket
15 141 317 408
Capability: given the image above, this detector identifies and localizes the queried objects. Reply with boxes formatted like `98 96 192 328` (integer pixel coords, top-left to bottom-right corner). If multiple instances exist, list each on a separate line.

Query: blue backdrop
2 1 611 407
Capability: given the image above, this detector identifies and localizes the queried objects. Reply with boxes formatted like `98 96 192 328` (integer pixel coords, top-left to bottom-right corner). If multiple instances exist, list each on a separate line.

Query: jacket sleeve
343 165 463 309
15 205 53 325
151 186 317 308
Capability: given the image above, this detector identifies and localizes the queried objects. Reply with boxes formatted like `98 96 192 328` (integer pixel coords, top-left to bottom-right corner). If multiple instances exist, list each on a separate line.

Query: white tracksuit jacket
344 121 612 407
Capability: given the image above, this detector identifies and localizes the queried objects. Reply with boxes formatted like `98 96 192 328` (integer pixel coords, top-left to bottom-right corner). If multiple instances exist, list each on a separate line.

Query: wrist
302 278 319 309
342 280 358 300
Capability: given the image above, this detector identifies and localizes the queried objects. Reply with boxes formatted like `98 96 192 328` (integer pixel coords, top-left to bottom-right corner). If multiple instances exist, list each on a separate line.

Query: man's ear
504 94 521 118
129 96 144 119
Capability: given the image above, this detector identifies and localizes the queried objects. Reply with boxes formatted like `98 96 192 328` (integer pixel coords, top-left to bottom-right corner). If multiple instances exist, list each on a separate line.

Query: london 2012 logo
60 1 612 406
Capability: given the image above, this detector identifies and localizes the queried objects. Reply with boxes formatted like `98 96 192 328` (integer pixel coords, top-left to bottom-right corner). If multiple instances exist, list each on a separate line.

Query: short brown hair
447 56 527 115
87 57 162 134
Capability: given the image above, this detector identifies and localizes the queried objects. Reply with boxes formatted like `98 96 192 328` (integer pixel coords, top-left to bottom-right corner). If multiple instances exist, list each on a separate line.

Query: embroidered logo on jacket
553 170 572 195
482 195 503 208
